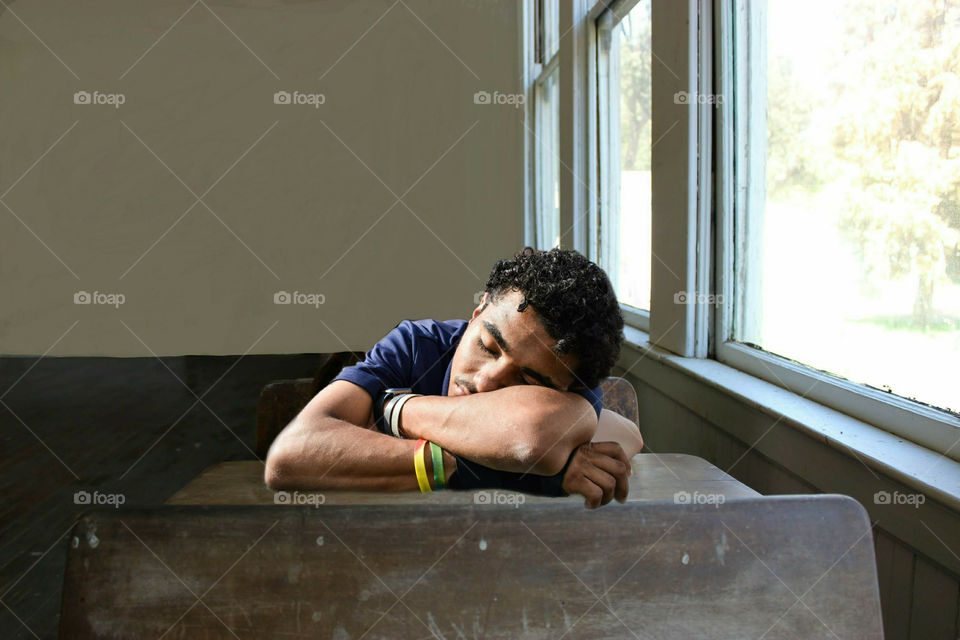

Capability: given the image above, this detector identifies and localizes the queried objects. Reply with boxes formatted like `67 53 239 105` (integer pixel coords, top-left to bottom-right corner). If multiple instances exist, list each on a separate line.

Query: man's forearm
399 385 598 475
265 418 457 491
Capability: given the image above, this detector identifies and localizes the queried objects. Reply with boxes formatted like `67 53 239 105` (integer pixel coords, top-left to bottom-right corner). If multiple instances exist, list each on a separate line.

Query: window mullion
649 0 699 356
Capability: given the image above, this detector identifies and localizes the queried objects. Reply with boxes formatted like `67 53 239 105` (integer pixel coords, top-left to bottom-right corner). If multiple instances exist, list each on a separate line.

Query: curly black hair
481 247 624 390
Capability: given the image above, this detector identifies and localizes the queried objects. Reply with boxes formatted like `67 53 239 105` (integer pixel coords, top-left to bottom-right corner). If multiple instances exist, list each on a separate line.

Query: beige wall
0 0 523 356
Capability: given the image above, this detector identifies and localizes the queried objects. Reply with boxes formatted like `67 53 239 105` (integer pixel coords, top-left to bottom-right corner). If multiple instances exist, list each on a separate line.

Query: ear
471 292 488 320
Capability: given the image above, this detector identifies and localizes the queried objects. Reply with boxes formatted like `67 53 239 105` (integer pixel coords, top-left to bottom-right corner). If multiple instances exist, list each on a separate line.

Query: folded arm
398 385 599 476
264 380 458 491
265 380 602 490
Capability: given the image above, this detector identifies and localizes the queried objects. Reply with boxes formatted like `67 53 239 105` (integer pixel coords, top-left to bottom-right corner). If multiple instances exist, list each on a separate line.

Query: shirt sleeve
576 385 604 419
331 320 415 400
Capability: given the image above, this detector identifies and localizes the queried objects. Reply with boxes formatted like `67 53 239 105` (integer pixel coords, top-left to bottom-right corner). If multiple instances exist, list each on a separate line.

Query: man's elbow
263 447 292 491
264 425 301 491
525 403 598 476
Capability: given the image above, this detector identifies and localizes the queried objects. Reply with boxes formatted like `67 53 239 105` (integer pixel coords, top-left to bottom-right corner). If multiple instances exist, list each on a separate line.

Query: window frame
594 0 650 331
524 0 562 251
533 54 561 250
525 0 960 459
537 0 706 351
712 0 960 460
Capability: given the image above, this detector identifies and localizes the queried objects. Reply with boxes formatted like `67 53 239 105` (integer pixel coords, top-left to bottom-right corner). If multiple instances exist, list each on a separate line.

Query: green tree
827 0 960 329
618 4 651 172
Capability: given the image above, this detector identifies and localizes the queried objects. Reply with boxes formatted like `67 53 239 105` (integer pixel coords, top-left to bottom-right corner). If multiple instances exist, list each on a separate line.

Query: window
529 0 960 456
531 0 561 250
597 0 653 315
718 0 960 454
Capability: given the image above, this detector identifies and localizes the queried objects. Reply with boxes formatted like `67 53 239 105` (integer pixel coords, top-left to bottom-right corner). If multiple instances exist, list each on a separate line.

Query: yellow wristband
414 438 432 492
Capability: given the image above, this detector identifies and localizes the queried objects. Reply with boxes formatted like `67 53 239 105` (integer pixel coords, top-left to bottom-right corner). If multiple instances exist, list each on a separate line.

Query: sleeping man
264 247 644 508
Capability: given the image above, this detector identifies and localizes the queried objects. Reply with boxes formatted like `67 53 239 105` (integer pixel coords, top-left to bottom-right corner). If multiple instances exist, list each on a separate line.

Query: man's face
447 289 580 397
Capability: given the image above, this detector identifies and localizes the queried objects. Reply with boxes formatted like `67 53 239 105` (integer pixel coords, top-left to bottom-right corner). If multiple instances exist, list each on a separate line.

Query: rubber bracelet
429 441 445 490
391 393 420 438
383 394 403 434
414 438 432 492
384 394 401 436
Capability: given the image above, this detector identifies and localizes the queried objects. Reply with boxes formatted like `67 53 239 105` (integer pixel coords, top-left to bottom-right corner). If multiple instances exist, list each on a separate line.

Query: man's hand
561 442 631 509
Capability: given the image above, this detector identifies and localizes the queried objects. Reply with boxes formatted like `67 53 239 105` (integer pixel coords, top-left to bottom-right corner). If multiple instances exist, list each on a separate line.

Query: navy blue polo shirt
332 318 603 417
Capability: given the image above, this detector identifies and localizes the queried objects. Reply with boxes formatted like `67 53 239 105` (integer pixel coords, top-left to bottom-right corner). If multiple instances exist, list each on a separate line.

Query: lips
454 383 470 396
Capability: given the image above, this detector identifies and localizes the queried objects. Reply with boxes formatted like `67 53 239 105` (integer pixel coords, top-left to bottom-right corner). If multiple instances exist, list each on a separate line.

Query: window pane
744 0 960 414
543 0 559 62
535 67 560 249
601 1 652 311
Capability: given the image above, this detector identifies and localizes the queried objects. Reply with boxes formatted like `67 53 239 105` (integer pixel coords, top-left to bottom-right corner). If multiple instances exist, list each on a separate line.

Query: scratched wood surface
165 453 761 506
60 496 882 639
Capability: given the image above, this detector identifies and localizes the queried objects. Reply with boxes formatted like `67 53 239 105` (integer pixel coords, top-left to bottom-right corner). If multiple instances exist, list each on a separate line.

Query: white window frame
594 0 647 331
712 0 960 460
580 0 708 340
523 0 562 250
534 55 561 249
526 0 960 458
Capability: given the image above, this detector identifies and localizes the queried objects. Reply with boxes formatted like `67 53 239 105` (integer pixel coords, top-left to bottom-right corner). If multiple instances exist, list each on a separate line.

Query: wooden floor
0 354 322 640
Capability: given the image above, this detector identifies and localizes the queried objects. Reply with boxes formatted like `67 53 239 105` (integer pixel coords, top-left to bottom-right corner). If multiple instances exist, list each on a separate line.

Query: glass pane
607 1 652 311
535 67 560 249
543 0 559 62
748 0 960 414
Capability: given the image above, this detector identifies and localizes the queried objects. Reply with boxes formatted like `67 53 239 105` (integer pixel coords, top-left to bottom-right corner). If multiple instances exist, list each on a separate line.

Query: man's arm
559 410 644 509
398 385 599 476
264 380 457 491
592 409 644 457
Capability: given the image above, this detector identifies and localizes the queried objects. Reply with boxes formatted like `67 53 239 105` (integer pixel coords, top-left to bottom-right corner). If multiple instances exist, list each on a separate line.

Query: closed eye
477 337 537 385
477 336 496 356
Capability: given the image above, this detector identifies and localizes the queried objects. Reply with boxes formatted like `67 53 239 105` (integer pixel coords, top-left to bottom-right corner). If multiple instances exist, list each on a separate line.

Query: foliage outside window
741 0 960 415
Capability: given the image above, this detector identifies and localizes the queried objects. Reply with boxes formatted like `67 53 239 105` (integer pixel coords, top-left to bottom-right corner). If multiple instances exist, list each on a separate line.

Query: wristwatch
373 387 420 438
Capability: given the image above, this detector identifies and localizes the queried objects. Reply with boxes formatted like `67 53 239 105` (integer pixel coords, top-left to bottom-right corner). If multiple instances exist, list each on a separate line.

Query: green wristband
429 441 445 490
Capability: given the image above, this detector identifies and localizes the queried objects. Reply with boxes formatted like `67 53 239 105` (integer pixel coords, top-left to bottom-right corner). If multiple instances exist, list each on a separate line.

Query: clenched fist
561 441 632 509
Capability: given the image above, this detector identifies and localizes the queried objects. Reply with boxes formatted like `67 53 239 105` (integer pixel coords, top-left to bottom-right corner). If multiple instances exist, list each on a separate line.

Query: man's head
447 247 624 396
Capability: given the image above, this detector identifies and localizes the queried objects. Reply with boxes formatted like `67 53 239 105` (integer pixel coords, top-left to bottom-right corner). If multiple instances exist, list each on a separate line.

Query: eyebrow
483 320 560 390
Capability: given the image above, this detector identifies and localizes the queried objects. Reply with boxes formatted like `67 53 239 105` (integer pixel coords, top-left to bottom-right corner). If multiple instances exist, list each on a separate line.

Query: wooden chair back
60 496 882 638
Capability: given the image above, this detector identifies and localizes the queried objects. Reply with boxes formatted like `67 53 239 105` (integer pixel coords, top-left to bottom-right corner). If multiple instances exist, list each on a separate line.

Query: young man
265 248 643 508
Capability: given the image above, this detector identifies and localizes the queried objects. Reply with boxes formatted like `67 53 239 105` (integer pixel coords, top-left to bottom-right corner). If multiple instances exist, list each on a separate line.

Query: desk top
166 453 761 506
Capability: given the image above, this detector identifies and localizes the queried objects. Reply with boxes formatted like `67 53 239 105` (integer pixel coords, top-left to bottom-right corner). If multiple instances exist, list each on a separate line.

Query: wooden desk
62 496 882 638
166 453 761 506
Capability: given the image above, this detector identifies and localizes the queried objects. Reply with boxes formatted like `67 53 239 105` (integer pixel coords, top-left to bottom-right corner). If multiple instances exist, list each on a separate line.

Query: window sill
620 325 960 512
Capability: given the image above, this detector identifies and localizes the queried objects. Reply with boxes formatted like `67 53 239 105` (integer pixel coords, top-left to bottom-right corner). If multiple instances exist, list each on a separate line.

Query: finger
564 472 604 509
582 482 604 509
589 441 631 466
583 444 630 479
584 444 631 502
581 465 617 506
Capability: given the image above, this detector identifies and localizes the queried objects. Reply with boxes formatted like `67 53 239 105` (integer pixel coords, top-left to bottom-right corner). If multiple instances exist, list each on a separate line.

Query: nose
474 360 513 393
